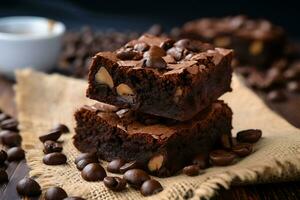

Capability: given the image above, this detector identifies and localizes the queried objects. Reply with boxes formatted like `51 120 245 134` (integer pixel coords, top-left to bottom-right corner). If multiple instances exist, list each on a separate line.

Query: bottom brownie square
73 101 232 177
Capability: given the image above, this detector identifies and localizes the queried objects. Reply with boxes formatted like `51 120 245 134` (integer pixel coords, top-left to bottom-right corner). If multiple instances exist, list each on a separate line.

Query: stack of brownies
73 34 234 177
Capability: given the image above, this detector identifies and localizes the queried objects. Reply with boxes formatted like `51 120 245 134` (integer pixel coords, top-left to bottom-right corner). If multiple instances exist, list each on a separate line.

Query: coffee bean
236 129 262 143
76 158 97 171
232 143 253 157
43 152 67 165
0 150 7 164
192 153 208 169
7 147 25 161
43 140 63 154
116 49 142 60
159 39 175 50
183 165 200 176
39 129 62 143
119 160 141 174
287 81 300 93
140 179 163 196
0 169 8 183
209 150 236 166
0 113 9 122
52 124 70 134
0 130 22 147
16 177 41 197
145 56 167 69
123 169 150 189
45 187 68 200
107 158 126 173
134 42 150 52
146 45 166 58
63 197 86 200
74 152 98 164
103 176 127 191
0 118 18 131
81 163 106 181
267 90 286 102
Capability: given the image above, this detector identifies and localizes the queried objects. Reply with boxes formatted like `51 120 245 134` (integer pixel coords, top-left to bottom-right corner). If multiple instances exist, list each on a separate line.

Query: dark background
0 0 299 37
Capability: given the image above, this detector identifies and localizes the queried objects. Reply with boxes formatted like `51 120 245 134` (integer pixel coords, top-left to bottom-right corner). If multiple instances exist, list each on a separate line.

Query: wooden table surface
0 75 300 200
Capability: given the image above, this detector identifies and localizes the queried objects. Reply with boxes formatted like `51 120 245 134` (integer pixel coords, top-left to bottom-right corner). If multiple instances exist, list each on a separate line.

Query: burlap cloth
15 69 300 200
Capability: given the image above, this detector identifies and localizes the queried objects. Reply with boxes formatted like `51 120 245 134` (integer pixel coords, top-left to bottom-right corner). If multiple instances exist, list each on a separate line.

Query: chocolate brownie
73 101 232 177
86 34 233 121
179 15 286 68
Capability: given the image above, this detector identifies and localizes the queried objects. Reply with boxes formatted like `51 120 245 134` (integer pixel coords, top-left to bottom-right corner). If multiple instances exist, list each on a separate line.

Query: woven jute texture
15 69 300 200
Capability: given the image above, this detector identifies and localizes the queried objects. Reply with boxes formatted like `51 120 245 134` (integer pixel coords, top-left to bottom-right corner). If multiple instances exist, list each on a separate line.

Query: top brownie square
87 34 233 121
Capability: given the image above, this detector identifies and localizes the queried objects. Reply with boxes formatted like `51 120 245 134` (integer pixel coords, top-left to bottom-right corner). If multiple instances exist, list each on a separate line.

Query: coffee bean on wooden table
0 149 8 164
209 150 236 166
0 169 8 183
103 176 127 191
119 160 141 174
267 90 286 102
45 187 68 200
39 129 62 142
81 163 106 181
7 147 25 161
0 118 18 131
232 143 253 157
236 129 262 143
43 152 67 165
107 158 126 173
43 140 63 154
52 123 70 134
182 165 200 176
123 169 150 189
140 179 163 196
192 153 208 169
63 197 86 200
76 158 98 171
16 177 41 197
74 152 98 164
0 130 22 147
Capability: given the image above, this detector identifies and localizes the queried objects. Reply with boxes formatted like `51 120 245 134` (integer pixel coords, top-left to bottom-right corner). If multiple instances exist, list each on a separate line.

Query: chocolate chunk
74 152 98 164
0 169 8 183
63 197 85 200
0 130 22 147
103 176 127 191
287 81 300 93
119 160 141 174
123 169 150 189
0 113 9 122
39 130 62 143
134 42 150 52
43 140 63 154
140 179 163 196
16 177 41 197
43 152 67 165
160 39 175 50
267 90 286 102
81 163 106 181
76 158 97 171
0 150 7 165
7 147 25 161
236 129 262 143
52 124 70 134
167 47 184 61
182 165 200 176
145 45 166 58
209 150 236 166
232 143 253 157
107 158 127 173
0 118 18 131
45 187 68 200
145 56 167 69
192 153 209 169
174 39 200 51
116 49 142 60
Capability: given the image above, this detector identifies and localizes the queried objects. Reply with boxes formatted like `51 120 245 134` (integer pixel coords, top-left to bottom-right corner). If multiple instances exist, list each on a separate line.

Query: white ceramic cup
0 16 66 78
